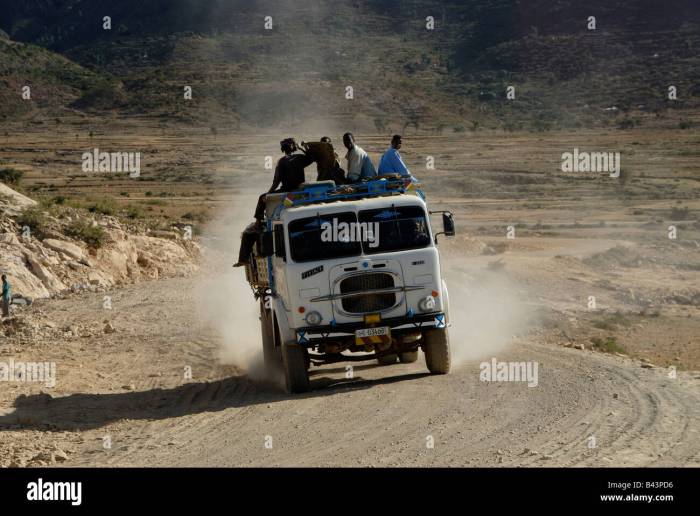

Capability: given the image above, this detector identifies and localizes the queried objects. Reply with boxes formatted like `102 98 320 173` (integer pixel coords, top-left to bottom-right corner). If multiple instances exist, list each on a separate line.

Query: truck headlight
418 296 436 312
304 310 322 326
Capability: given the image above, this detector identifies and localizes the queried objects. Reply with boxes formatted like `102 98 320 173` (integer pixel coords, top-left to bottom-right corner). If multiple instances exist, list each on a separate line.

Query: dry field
3 123 698 367
0 123 698 467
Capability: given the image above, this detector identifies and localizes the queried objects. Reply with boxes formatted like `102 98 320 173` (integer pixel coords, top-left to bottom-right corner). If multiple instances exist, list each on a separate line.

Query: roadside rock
0 248 50 299
25 252 67 292
43 239 87 263
0 232 20 245
30 450 54 464
149 230 180 240
53 449 69 462
0 183 201 302
0 182 37 215
88 270 113 288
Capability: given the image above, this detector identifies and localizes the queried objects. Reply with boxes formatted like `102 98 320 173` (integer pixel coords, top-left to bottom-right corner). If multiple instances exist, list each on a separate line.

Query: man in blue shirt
378 135 410 177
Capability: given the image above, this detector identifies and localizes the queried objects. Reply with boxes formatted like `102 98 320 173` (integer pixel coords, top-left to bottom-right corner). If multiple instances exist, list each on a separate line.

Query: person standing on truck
378 135 411 177
235 138 314 267
1 274 11 318
320 136 346 184
305 137 345 184
343 132 376 182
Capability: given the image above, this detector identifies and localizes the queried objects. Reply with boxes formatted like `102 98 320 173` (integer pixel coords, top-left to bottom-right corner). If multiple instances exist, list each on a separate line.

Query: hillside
0 0 698 131
0 182 200 301
0 31 111 122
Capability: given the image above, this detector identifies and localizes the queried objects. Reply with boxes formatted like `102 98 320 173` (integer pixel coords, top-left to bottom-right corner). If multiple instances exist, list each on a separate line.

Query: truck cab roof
264 176 425 223
282 192 426 222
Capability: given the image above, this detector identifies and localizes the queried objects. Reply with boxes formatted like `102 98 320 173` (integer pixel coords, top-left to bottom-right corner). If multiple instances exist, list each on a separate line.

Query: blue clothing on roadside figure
1 278 9 301
378 147 410 176
1 276 10 317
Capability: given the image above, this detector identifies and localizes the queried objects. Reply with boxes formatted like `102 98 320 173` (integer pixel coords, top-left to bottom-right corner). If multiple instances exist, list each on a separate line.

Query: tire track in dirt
81 337 699 467
3 275 697 468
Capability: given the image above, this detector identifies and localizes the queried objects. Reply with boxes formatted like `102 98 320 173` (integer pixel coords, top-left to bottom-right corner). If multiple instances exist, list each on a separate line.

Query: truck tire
423 328 451 374
281 342 310 393
377 353 398 365
261 302 281 377
399 350 419 363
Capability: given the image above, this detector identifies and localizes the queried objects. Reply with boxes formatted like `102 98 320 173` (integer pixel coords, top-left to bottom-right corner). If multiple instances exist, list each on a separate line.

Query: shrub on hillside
16 207 49 239
0 168 23 184
87 199 117 216
65 219 107 248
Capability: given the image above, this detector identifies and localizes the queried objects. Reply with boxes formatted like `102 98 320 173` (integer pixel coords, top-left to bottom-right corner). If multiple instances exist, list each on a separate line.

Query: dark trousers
240 192 271 264
1 298 9 317
238 223 261 263
254 193 268 221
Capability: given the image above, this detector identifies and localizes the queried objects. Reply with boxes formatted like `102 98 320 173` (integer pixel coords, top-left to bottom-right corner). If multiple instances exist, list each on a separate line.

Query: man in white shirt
343 132 376 182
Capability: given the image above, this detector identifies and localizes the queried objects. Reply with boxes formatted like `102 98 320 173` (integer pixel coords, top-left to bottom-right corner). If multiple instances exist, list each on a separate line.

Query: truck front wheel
281 342 311 393
423 328 451 374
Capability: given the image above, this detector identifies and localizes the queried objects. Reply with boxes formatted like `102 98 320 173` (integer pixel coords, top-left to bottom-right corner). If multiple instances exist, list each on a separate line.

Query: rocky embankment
0 183 200 302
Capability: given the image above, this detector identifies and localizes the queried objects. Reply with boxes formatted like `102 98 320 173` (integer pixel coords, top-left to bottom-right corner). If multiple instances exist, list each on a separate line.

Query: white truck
244 175 455 393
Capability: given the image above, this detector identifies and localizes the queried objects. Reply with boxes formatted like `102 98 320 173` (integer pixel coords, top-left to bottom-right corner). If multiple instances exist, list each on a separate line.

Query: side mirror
259 231 274 257
442 212 455 237
429 210 456 243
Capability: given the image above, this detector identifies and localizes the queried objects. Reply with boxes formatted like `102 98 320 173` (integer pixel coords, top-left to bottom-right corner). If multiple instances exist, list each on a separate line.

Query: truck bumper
295 312 447 346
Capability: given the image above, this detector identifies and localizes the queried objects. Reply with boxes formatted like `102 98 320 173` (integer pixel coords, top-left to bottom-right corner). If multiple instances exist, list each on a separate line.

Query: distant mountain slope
0 32 110 121
0 0 698 130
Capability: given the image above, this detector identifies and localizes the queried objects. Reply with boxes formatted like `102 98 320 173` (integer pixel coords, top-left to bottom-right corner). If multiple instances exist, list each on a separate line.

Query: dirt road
1 270 698 467
1 130 699 466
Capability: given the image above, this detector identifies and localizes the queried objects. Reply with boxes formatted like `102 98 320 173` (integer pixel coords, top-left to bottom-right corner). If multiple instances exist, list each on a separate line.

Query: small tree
0 167 23 184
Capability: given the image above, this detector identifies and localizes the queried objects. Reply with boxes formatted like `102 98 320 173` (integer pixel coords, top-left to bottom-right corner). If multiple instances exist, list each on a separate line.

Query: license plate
355 326 391 344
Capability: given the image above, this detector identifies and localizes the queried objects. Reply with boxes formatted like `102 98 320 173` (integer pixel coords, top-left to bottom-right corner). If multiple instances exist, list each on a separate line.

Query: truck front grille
339 273 396 313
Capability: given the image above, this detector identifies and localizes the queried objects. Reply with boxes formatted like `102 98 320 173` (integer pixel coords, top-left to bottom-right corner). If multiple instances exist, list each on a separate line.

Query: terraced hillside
0 0 698 130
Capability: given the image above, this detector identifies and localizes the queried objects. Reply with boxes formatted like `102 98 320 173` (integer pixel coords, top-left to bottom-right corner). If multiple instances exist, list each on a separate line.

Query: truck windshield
358 205 431 254
288 212 361 263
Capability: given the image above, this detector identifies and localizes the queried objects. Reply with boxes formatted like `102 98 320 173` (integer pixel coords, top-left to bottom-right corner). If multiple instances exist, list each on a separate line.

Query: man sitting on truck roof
378 135 411 177
343 132 377 183
252 137 314 221
234 138 314 267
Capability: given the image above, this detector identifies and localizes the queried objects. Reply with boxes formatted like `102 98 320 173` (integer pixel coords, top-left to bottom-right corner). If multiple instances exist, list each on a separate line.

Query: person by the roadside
1 274 11 318
378 134 410 177
343 133 376 182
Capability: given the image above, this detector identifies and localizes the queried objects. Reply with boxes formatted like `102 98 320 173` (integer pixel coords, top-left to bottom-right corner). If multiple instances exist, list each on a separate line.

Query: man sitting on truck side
253 137 314 221
378 134 411 177
234 138 314 267
234 221 260 267
343 132 376 183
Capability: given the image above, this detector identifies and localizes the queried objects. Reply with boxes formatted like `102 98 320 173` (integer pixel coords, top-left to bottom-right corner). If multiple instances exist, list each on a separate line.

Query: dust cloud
442 259 532 366
194 195 268 378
